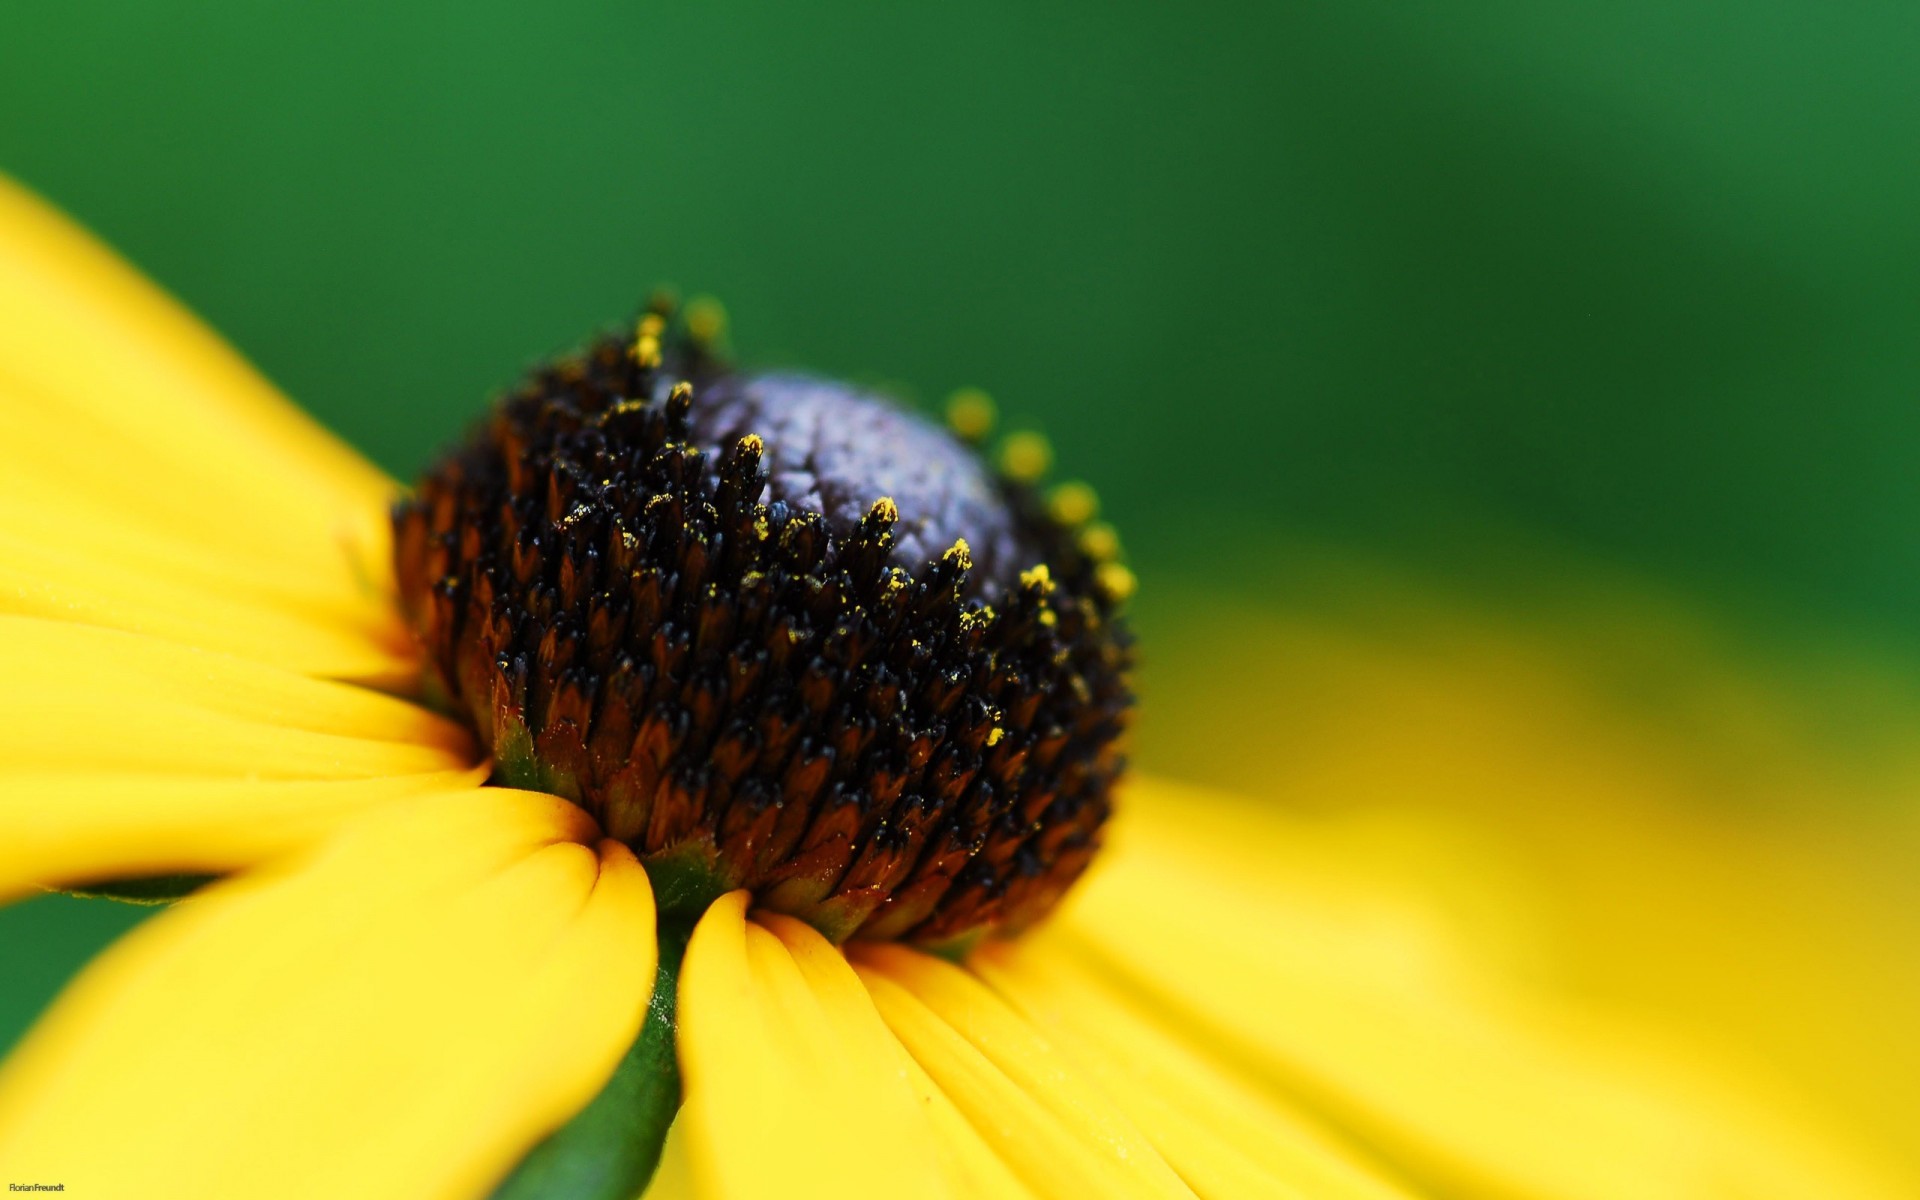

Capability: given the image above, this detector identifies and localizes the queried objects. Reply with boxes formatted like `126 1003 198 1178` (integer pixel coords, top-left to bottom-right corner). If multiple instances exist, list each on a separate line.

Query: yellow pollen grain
1046 480 1099 526
1077 521 1121 562
870 496 899 524
986 727 1005 747
945 387 997 441
944 538 973 571
998 431 1052 483
739 433 765 455
1019 563 1055 594
1095 561 1137 602
685 294 728 343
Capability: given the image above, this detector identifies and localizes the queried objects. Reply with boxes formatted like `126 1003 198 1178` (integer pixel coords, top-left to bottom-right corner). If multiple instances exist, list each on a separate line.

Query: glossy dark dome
392 302 1134 950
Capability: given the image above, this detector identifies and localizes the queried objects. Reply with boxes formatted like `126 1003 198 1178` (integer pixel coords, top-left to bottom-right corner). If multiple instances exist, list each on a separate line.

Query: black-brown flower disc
393 302 1134 950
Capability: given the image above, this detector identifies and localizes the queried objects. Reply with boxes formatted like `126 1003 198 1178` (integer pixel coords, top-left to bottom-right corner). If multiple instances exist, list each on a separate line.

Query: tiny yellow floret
1095 561 1137 603
1078 521 1121 562
945 388 997 442
685 295 728 344
632 313 666 368
999 431 1052 483
1046 481 1100 527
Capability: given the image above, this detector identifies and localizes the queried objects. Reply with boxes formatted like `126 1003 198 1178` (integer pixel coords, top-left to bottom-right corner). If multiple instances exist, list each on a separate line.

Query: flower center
392 300 1133 949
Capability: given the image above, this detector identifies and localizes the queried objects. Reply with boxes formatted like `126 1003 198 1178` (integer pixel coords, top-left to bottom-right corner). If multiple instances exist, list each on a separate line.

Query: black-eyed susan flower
0 173 1906 1199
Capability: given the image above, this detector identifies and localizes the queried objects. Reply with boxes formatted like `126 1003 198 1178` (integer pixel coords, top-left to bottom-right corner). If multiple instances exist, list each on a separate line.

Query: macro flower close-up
3 6 1919 1199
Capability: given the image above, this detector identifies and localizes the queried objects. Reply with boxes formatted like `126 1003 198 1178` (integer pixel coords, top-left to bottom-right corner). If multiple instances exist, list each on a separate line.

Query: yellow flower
0 172 1908 1199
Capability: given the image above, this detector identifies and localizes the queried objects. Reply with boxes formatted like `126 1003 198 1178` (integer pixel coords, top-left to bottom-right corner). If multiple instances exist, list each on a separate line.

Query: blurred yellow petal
0 520 408 684
0 174 409 683
1139 575 1920 1188
675 893 952 1199
643 1118 699 1200
0 788 656 1200
0 616 475 893
0 767 487 895
974 936 1414 1200
0 173 389 546
852 945 1194 1200
0 615 470 777
1045 773 1900 1200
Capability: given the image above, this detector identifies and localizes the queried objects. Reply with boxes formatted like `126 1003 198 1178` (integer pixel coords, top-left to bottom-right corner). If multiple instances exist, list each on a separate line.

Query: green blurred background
4 0 1918 1120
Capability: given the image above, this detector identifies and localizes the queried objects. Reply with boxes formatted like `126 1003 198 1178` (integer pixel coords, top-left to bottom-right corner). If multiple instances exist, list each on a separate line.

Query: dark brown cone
393 298 1133 949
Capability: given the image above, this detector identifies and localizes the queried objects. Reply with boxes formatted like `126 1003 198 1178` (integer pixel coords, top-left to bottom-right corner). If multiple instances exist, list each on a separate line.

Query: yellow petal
1 768 488 896
674 893 953 1199
757 914 1033 1200
973 936 1415 1200
1048 774 1902 1200
892 1048 1040 1200
0 787 656 1200
852 944 1195 1200
0 518 408 684
0 174 390 543
0 616 476 893
0 175 410 683
1140 575 1920 1185
0 615 469 777
643 1118 699 1200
